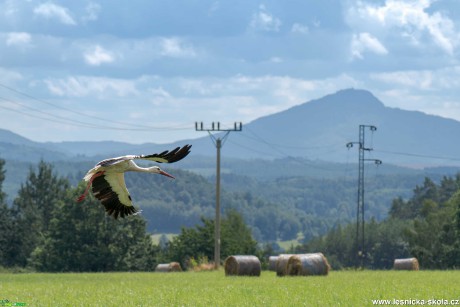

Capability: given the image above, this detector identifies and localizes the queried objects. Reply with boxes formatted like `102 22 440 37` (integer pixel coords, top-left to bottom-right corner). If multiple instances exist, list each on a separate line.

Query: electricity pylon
346 125 382 268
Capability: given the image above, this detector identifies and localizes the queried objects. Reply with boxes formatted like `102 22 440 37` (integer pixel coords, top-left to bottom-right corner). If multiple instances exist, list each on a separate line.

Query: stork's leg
76 171 105 202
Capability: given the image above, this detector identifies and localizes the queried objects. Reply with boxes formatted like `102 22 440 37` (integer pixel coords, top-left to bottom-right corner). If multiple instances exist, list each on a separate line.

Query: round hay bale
224 255 261 276
286 253 330 276
275 254 294 277
155 262 182 272
268 256 278 271
169 262 182 272
393 258 419 271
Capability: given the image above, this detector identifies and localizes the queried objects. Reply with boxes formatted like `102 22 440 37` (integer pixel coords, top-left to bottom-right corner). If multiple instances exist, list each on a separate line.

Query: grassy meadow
1 270 459 306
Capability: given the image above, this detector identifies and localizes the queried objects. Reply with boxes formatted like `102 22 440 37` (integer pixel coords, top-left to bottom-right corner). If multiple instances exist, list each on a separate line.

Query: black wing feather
91 175 137 219
138 144 192 163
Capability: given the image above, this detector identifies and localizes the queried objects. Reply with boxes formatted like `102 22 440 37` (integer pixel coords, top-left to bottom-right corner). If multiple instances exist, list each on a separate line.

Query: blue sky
0 0 459 144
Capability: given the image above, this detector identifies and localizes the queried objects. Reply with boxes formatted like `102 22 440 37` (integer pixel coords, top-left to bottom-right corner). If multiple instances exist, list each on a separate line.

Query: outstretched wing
96 156 136 167
91 172 137 219
136 144 192 163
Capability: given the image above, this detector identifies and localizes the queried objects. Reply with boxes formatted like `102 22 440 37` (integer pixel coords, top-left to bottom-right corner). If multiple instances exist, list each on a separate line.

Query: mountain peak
311 88 385 109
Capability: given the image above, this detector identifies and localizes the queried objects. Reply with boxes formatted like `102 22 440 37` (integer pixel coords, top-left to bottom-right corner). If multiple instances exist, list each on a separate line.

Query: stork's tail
76 171 105 202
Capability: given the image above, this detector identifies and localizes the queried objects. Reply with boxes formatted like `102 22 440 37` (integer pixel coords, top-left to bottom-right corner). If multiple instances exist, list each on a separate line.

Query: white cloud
291 23 309 34
2 0 19 18
371 66 460 91
269 57 283 63
149 87 171 98
33 2 76 25
5 72 363 143
44 76 138 97
0 67 23 85
149 87 172 106
84 45 115 66
6 32 31 47
172 73 359 114
208 1 220 16
351 32 388 59
347 0 458 55
371 70 433 89
160 38 196 58
250 5 282 32
82 2 101 23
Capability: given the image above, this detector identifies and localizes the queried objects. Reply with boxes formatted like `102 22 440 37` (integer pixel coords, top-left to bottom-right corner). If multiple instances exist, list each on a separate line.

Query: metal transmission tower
346 125 382 268
195 121 243 269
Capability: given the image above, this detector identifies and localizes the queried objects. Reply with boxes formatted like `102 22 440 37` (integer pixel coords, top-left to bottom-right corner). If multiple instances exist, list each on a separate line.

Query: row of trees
0 159 257 271
7 158 445 243
2 158 460 271
298 176 460 269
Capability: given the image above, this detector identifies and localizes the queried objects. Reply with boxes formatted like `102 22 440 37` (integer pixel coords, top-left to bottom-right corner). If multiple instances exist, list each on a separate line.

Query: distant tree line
1 158 460 271
296 176 460 269
6 158 450 244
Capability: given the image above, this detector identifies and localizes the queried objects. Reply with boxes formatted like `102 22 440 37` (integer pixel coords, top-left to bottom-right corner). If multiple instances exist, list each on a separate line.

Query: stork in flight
77 144 192 219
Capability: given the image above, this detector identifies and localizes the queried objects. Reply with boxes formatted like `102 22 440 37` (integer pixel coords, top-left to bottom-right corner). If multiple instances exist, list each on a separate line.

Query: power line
0 83 152 129
0 96 111 130
0 99 188 131
243 126 340 151
0 82 190 131
374 149 460 162
0 104 99 128
237 127 345 172
227 138 281 158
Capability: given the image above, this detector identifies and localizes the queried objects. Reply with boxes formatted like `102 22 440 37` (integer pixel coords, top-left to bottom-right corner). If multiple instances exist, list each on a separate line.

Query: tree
166 217 214 268
369 219 410 269
167 210 257 268
0 158 6 204
0 158 16 267
11 161 69 266
278 216 301 241
221 209 257 256
396 177 460 269
30 184 158 272
390 178 439 220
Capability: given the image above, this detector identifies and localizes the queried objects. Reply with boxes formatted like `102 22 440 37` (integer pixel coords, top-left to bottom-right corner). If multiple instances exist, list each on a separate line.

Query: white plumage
77 145 192 219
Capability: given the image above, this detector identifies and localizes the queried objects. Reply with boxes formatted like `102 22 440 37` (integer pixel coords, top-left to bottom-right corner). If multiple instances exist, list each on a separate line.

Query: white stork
77 144 192 219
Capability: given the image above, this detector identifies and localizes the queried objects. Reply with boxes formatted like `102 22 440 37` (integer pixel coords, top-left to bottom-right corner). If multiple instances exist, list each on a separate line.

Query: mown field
1 270 460 306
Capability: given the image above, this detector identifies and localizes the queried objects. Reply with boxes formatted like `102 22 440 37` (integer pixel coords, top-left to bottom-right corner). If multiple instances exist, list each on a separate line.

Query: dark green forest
1 158 460 272
298 176 460 269
5 157 457 243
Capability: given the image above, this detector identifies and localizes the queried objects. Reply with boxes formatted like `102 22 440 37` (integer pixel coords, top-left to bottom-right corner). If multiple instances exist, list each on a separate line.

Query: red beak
160 170 175 179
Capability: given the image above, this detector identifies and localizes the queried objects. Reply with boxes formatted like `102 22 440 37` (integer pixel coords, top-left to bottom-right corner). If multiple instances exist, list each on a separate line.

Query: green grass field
1 270 459 306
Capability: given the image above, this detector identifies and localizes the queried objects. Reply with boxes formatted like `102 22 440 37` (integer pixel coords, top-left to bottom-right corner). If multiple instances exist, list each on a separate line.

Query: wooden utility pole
195 122 242 269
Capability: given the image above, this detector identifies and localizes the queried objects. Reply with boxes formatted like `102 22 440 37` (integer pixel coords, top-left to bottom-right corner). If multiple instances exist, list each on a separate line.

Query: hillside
198 88 460 166
1 89 460 167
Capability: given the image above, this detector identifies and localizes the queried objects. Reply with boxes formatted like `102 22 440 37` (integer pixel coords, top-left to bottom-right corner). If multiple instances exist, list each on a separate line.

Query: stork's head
149 166 175 179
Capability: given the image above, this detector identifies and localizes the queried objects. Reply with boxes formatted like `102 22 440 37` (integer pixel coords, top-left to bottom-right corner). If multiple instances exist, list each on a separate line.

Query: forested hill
2 89 460 167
